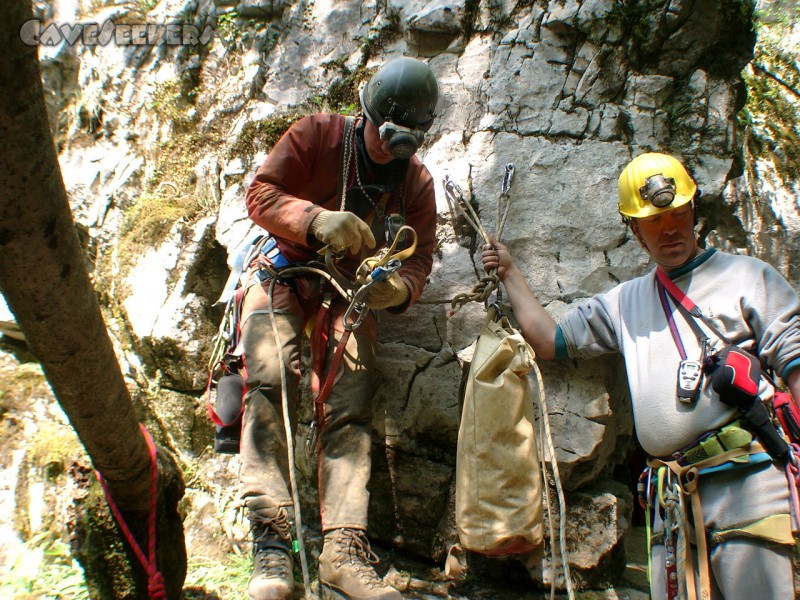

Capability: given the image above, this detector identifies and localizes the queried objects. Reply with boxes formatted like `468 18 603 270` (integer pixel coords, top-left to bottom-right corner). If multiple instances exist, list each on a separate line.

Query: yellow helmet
618 152 697 219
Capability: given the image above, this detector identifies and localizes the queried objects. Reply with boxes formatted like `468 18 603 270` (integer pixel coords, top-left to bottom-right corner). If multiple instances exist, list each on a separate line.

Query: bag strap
655 268 733 346
656 281 707 360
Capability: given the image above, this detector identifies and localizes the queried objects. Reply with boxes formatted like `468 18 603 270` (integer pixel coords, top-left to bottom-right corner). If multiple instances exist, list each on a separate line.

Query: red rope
96 424 167 599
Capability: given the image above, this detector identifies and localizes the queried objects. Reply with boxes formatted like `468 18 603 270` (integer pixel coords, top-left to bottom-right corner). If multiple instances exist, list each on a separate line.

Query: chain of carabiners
339 119 357 211
446 163 515 315
658 468 686 600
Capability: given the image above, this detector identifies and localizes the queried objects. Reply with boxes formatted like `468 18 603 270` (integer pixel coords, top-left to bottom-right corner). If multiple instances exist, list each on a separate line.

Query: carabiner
501 163 515 197
443 175 463 205
305 421 318 460
342 299 368 331
369 258 401 283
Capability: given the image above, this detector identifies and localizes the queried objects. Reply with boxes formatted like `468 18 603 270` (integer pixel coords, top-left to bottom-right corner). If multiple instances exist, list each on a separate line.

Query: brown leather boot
318 528 402 599
248 508 294 600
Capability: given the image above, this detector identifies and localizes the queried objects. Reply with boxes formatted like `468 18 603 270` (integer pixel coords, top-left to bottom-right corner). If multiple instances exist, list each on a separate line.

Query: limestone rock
4 0 780 594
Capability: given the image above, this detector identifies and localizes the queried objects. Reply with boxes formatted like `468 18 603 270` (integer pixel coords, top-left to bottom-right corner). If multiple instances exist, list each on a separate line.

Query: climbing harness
445 165 574 600
647 269 800 599
211 221 418 600
96 424 167 599
305 230 415 455
642 437 795 600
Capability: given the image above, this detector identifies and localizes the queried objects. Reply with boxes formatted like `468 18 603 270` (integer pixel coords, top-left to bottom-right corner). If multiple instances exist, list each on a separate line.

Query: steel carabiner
501 163 515 197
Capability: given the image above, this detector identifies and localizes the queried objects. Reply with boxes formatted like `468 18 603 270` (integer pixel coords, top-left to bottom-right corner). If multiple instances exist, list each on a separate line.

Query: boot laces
249 509 292 578
335 529 384 588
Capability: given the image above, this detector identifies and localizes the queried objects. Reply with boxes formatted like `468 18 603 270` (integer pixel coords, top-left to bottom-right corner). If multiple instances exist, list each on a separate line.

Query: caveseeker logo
20 19 215 46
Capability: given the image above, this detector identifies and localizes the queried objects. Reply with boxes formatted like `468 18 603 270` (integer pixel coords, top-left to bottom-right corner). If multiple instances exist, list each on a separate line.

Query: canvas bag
454 307 544 557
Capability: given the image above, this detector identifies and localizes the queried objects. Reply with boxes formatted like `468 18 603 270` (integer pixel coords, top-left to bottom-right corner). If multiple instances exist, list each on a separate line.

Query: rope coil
444 164 514 315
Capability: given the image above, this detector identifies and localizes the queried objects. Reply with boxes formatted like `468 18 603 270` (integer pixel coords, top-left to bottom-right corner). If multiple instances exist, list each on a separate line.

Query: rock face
2 0 777 593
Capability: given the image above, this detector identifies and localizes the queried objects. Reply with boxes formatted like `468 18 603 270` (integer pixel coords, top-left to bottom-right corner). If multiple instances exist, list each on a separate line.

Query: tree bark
0 0 152 511
0 2 186 597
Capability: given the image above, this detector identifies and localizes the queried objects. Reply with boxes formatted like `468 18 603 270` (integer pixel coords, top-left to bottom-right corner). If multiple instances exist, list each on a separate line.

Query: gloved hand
364 272 410 310
709 345 761 408
309 210 375 255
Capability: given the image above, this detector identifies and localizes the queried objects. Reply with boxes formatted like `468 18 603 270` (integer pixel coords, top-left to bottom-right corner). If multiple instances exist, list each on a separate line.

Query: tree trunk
0 2 186 597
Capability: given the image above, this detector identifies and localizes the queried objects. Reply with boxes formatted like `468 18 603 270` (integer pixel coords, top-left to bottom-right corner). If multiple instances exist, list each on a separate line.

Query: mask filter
379 120 425 160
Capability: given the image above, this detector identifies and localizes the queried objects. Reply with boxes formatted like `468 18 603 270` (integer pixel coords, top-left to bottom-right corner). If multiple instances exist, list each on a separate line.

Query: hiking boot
248 508 294 600
318 528 402 600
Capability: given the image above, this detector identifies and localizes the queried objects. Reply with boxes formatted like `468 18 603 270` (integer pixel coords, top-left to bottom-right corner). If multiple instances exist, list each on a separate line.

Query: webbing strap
315 331 351 419
648 443 767 600
655 268 732 345
310 298 353 429
709 513 794 546
679 424 753 465
310 298 333 420
657 280 709 359
687 474 709 600
356 225 418 283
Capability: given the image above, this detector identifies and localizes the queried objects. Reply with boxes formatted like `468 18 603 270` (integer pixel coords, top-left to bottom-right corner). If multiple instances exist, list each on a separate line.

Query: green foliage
183 553 251 598
27 422 82 480
739 13 800 182
0 363 50 422
0 532 90 600
324 69 368 115
228 113 304 161
609 0 660 53
216 10 241 47
118 190 193 260
136 0 157 12
150 79 195 126
462 0 482 40
665 95 695 124
112 79 222 273
359 9 402 63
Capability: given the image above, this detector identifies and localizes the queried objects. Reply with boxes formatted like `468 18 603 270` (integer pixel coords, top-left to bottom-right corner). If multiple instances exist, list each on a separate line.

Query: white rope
257 259 376 600
267 275 313 599
531 360 575 600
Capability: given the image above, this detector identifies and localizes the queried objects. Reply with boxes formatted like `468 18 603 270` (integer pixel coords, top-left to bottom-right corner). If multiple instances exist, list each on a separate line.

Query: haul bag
454 308 544 556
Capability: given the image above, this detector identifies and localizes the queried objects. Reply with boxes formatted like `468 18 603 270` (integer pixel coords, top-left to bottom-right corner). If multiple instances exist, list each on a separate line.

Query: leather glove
309 210 375 255
364 272 410 310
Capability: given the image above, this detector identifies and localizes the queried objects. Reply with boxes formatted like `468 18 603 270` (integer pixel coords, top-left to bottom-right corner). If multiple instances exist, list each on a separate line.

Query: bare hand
481 235 512 280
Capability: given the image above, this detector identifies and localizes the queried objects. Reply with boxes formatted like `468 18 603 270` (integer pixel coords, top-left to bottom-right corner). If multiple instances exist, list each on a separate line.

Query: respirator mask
378 120 425 160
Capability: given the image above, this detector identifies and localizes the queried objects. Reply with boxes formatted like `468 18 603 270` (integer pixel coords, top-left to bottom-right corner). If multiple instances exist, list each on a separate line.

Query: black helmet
360 57 439 159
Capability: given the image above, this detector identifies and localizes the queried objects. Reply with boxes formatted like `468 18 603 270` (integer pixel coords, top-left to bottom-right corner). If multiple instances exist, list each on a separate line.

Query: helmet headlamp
639 174 677 208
